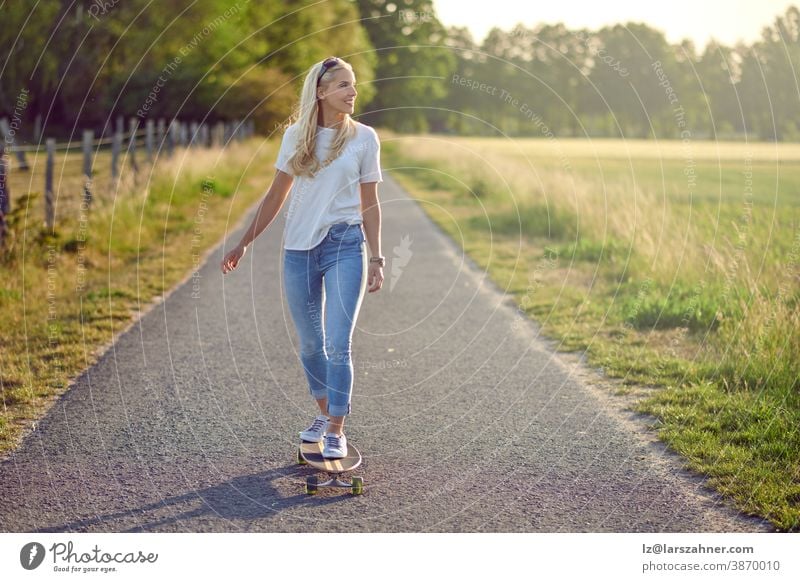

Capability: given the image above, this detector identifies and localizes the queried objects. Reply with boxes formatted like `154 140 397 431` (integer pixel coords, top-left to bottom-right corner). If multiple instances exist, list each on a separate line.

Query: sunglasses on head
317 57 341 86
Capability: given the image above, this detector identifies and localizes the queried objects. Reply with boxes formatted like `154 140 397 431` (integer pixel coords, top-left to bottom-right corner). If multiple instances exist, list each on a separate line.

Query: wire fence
0 116 255 247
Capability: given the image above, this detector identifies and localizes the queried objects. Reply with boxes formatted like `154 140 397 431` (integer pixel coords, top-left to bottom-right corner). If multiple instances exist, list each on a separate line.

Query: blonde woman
221 57 384 459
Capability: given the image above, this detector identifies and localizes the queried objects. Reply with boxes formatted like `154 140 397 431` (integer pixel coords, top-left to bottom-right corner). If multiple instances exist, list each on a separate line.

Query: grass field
0 138 277 459
380 132 800 531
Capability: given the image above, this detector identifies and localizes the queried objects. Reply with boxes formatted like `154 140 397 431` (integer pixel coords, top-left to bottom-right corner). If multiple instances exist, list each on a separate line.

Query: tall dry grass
386 133 800 396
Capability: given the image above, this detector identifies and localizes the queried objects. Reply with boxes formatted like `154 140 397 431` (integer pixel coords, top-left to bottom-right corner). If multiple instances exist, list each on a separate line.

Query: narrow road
0 175 774 532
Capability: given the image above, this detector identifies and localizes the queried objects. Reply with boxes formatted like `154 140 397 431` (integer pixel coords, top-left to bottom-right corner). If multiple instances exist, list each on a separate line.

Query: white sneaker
322 433 347 459
299 415 329 442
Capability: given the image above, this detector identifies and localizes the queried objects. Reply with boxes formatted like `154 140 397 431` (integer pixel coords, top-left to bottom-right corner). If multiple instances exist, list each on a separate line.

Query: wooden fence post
111 123 122 179
189 121 199 147
0 143 8 248
0 117 29 171
179 121 188 146
167 119 177 156
156 118 165 156
45 138 55 230
214 121 224 147
145 118 154 162
82 129 94 207
128 117 139 174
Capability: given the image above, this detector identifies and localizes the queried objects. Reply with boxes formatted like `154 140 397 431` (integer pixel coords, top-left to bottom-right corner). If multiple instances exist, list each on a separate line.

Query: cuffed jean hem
326 402 352 417
309 387 328 401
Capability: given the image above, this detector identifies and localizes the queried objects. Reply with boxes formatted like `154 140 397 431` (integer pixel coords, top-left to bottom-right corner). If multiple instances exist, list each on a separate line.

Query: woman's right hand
221 243 246 275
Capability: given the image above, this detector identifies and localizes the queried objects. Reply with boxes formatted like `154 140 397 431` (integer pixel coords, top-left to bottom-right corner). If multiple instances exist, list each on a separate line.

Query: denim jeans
282 222 367 417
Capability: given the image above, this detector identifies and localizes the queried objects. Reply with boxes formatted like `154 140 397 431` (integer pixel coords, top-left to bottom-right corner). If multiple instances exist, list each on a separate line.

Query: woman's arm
221 169 293 275
360 181 384 292
237 169 294 249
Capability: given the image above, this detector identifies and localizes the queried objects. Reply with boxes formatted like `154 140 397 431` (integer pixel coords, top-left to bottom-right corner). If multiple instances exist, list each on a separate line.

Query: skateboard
297 440 364 495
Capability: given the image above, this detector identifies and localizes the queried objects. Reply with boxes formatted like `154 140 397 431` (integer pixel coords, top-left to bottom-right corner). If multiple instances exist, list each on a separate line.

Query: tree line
1 0 798 141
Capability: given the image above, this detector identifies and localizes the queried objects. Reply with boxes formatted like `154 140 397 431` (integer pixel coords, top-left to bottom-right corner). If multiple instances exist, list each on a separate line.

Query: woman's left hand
367 263 384 293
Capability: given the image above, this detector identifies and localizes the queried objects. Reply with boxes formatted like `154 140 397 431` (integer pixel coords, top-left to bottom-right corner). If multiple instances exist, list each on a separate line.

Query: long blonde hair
284 58 358 178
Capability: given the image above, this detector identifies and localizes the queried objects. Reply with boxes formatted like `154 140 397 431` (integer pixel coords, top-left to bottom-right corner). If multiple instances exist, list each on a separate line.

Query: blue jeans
282 222 367 417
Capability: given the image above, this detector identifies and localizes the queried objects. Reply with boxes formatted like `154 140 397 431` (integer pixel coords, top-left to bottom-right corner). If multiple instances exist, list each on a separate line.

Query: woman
220 56 384 459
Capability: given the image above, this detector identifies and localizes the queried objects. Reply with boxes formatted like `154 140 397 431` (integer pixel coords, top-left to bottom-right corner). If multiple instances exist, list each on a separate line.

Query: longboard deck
299 440 362 474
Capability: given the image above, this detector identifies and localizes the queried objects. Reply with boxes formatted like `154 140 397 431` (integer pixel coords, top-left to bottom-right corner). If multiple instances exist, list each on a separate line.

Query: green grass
381 133 800 531
611 279 734 332
468 201 577 240
636 381 800 531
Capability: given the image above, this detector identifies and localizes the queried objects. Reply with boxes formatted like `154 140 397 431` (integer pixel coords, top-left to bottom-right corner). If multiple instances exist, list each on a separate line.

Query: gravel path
0 175 774 532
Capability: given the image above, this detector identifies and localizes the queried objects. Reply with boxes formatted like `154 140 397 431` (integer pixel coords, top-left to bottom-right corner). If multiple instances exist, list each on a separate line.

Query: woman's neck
318 108 346 129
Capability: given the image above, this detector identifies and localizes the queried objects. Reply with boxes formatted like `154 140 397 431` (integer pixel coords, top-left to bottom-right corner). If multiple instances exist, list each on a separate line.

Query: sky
432 0 797 49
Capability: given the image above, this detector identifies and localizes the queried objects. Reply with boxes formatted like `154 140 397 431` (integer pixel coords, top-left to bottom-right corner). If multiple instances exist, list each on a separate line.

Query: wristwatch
369 256 386 268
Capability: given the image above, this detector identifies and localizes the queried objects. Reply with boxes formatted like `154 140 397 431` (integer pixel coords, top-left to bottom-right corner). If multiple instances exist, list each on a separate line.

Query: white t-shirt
274 120 383 250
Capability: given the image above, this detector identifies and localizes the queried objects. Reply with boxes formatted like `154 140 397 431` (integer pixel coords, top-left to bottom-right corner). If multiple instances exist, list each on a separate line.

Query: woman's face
318 67 358 114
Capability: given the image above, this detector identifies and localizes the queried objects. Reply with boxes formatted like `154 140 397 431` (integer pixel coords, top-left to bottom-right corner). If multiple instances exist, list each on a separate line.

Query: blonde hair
284 58 357 178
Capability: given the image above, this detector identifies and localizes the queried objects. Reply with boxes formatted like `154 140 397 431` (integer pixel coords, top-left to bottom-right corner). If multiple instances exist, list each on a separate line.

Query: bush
618 280 728 332
564 237 627 263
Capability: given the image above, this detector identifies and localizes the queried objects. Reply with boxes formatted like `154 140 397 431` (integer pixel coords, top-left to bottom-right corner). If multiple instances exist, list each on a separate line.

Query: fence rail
0 116 255 245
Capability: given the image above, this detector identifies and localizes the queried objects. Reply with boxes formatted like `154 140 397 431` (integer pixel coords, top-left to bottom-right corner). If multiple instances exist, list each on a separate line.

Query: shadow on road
30 464 354 532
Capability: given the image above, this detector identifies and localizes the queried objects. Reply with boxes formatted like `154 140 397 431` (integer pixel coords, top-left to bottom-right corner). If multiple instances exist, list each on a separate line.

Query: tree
355 0 456 132
748 6 800 140
697 41 746 137
0 1 380 136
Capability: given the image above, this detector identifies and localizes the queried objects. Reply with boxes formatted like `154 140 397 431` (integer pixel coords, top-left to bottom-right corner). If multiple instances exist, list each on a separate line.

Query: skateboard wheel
305 475 318 495
297 448 307 465
351 476 364 495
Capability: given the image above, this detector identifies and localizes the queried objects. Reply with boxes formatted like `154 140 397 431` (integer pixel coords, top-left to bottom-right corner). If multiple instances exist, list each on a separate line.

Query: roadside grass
0 138 277 456
381 132 800 531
